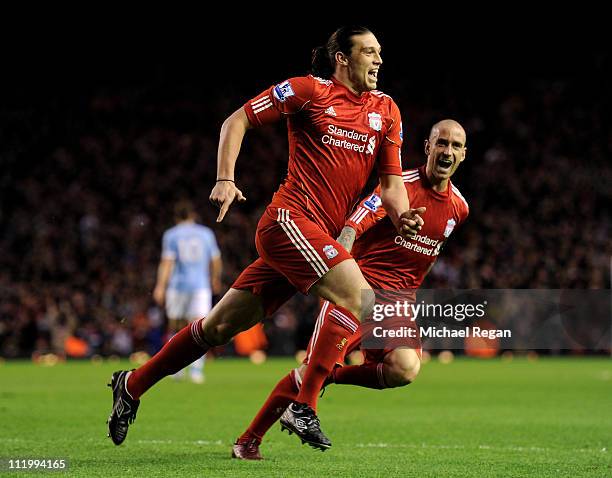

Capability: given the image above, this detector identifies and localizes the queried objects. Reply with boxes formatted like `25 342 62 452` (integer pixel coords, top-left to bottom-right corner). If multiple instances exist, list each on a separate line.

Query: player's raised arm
210 107 250 222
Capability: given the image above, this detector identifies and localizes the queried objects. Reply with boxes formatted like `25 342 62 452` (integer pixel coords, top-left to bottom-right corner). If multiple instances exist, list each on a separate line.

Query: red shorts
303 301 422 365
231 206 352 315
255 206 351 293
231 258 297 317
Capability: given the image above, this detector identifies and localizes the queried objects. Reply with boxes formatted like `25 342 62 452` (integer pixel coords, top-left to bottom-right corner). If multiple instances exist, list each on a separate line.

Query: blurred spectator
1 54 610 358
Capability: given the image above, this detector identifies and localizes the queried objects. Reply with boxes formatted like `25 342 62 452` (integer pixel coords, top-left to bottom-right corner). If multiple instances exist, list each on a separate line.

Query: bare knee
200 289 264 346
311 260 372 320
340 287 376 321
335 290 371 320
321 281 371 320
384 349 421 387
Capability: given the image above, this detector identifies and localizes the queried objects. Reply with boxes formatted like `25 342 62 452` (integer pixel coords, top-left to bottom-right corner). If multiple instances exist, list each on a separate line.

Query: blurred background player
233 119 469 459
107 25 425 448
152 200 222 384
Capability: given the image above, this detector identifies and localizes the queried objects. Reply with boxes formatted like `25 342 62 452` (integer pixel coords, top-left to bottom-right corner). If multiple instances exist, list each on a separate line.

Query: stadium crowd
1 56 610 359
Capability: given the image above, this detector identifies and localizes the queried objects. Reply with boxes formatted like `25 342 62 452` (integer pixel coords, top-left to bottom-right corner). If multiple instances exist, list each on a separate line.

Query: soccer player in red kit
232 119 469 459
107 26 425 449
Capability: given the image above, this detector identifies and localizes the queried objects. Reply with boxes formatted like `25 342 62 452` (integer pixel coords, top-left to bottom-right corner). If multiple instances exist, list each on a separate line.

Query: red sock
239 370 300 442
296 303 359 410
333 362 389 389
127 318 210 399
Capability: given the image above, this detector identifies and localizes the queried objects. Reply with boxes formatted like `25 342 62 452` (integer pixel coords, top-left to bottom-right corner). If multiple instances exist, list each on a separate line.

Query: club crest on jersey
273 80 295 103
368 112 382 131
364 193 382 212
323 245 338 259
443 218 457 238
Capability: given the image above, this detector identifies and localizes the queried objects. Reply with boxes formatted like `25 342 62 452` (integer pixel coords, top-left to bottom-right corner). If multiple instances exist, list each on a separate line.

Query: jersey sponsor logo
394 234 441 256
366 136 376 155
336 337 348 351
323 244 338 259
434 242 443 256
273 80 295 102
322 124 371 153
325 106 337 117
322 134 367 152
368 112 382 131
443 218 456 238
363 193 382 212
326 124 368 141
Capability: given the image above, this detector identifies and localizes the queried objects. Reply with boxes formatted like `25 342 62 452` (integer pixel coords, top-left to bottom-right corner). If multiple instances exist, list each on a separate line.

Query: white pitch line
128 439 611 454
135 439 224 446
354 443 607 454
2 437 605 455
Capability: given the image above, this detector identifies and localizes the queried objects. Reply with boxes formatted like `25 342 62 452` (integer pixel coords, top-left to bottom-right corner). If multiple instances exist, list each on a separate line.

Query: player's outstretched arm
210 107 251 222
379 174 425 239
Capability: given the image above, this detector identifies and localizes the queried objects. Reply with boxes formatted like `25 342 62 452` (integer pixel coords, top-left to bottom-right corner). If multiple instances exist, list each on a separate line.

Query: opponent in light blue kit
153 201 222 383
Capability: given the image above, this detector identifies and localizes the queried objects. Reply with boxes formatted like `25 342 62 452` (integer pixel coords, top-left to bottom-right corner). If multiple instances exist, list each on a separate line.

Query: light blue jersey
162 223 220 292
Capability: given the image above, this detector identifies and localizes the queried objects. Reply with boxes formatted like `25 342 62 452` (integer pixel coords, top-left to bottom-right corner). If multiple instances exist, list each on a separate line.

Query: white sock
190 355 206 377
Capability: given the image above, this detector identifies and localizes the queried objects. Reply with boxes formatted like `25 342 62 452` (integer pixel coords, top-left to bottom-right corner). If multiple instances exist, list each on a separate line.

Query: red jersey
345 166 469 290
244 75 403 238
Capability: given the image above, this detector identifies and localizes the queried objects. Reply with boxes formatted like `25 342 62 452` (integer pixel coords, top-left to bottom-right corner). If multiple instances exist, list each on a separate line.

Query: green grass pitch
1 357 610 477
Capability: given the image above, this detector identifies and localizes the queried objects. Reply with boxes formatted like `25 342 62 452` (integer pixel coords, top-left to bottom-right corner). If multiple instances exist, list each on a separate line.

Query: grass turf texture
1 357 610 477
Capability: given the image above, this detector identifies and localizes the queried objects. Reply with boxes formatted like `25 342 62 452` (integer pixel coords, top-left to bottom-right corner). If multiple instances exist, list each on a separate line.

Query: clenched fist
398 207 426 239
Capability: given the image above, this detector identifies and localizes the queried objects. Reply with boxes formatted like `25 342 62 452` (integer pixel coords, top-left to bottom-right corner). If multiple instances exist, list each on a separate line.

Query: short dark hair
174 200 196 222
311 25 372 79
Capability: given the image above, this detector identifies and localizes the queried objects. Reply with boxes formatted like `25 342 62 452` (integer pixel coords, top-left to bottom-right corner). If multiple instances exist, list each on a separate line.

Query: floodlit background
1 17 610 478
1 20 610 360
